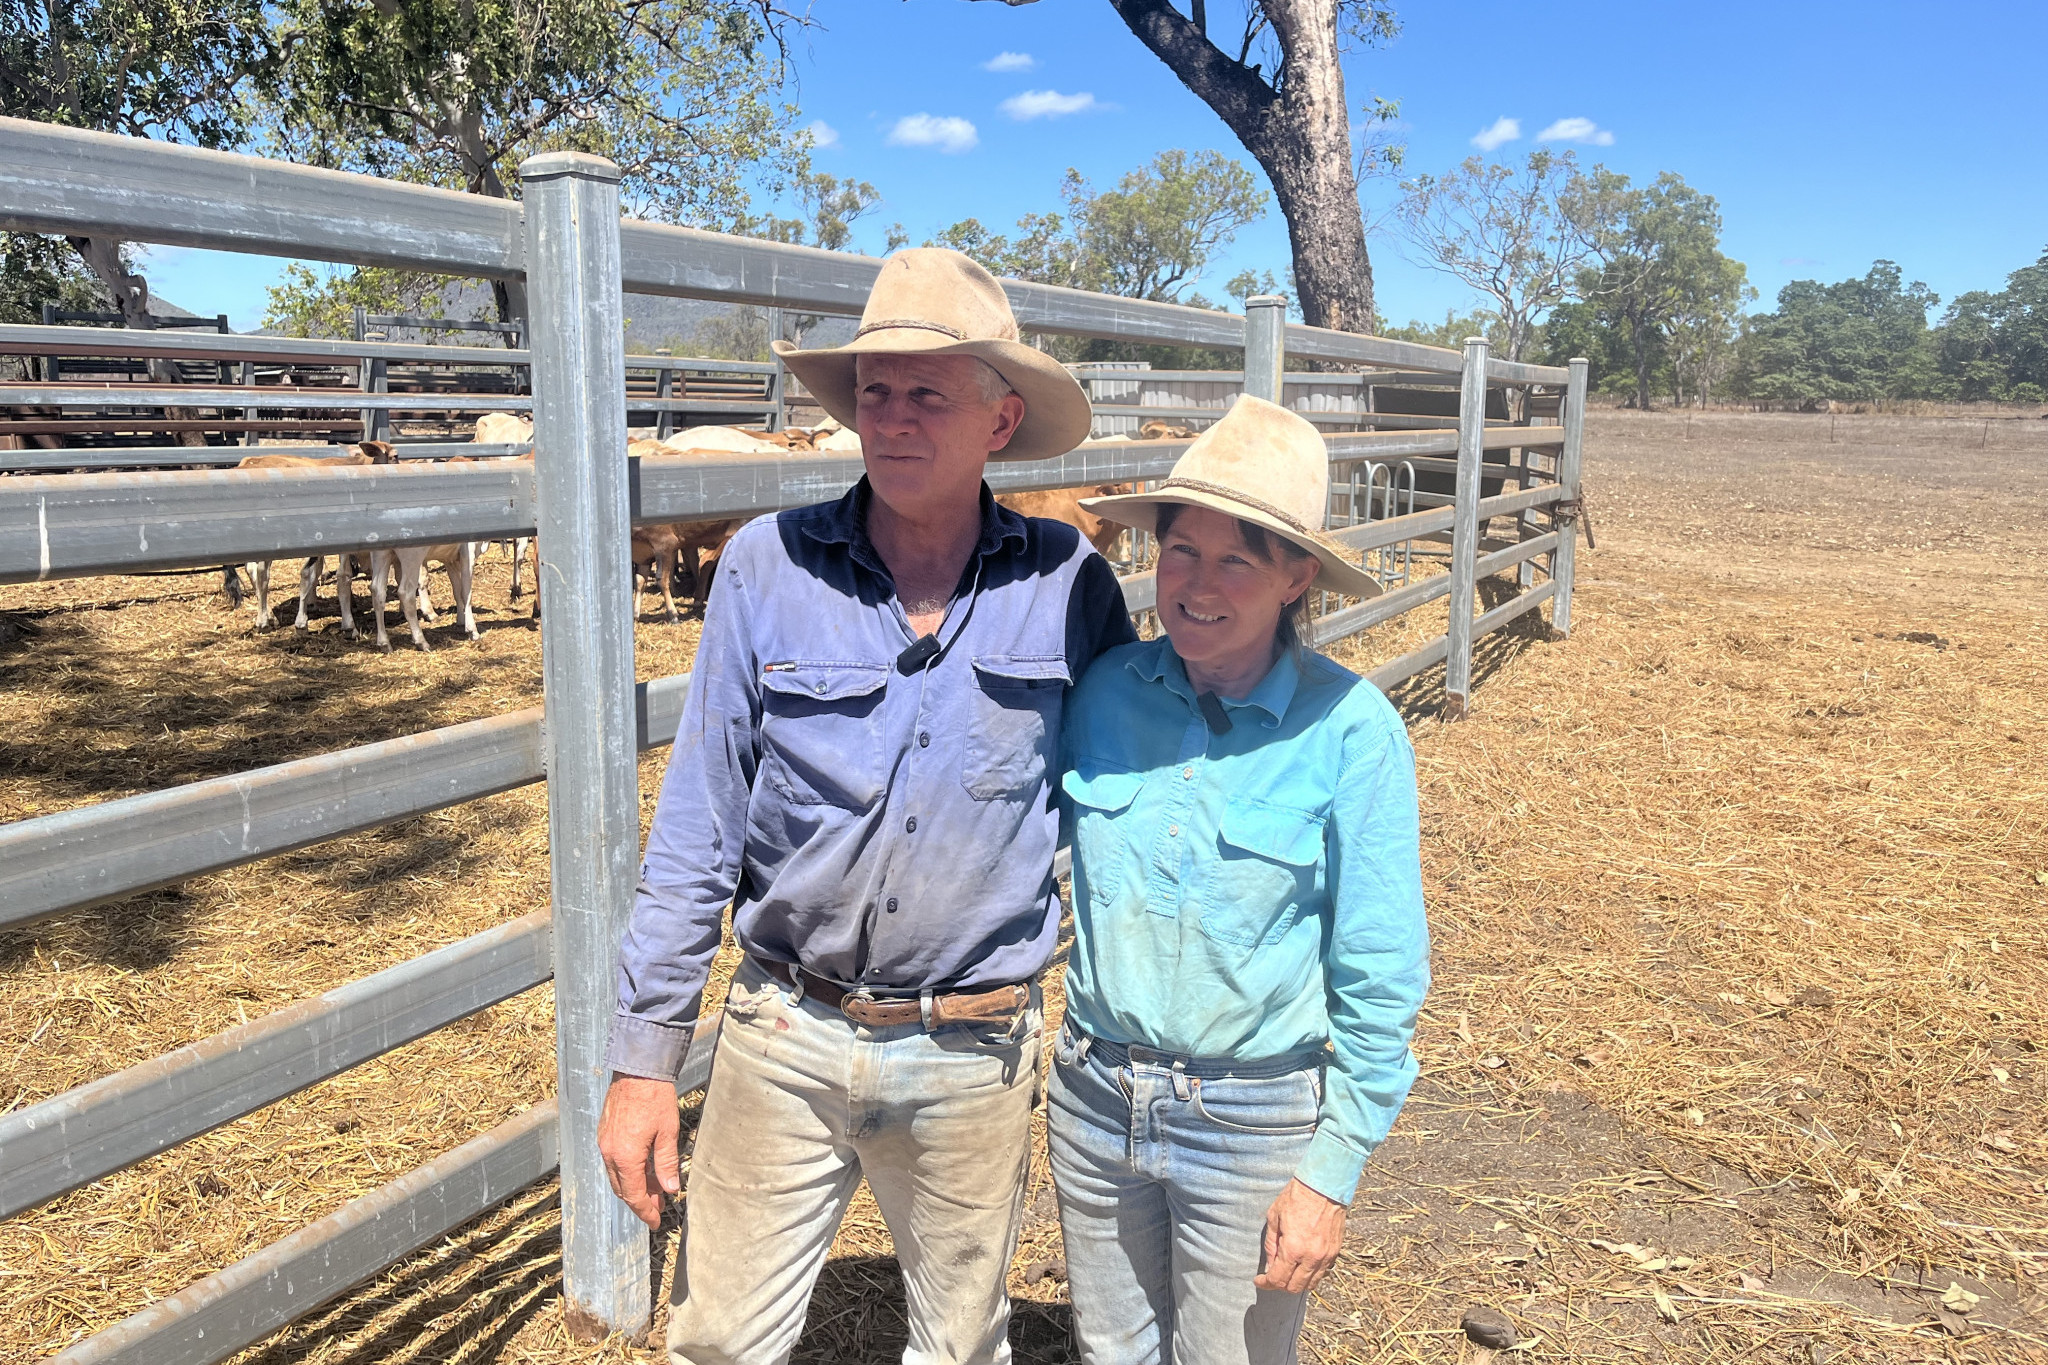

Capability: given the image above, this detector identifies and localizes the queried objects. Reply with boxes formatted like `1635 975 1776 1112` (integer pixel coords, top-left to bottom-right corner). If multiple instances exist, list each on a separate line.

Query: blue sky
146 0 2048 334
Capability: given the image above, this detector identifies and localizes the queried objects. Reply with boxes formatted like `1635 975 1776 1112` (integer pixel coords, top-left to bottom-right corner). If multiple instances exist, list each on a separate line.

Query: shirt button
1182 766 1194 780
919 732 931 747
1168 824 1180 837
887 897 899 913
905 816 918 833
813 682 826 694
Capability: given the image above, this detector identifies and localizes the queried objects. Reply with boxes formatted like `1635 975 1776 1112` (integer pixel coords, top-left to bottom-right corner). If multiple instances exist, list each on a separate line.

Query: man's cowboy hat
1082 395 1383 600
771 248 1092 462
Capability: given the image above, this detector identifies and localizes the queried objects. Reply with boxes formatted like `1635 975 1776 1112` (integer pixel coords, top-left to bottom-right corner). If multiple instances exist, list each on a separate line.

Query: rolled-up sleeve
1294 718 1430 1205
605 549 761 1082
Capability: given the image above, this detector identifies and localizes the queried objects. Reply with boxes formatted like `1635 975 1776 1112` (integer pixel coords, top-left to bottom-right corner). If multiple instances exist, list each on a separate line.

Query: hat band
1156 476 1318 538
853 318 969 342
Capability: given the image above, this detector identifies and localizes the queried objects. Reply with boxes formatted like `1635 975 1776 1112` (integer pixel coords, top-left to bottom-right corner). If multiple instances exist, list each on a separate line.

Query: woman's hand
1255 1177 1348 1294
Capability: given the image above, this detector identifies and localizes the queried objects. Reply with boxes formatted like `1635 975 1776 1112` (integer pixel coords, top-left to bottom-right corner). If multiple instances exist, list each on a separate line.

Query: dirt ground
2 409 2045 1363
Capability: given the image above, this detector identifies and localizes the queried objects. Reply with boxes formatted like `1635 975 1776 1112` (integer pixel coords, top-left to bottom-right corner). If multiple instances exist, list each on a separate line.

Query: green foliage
1733 262 1938 402
0 0 273 144
1929 249 2048 402
1565 169 1751 408
927 150 1268 368
1393 150 1592 363
0 233 109 324
1382 308 1507 352
930 151 1267 306
1 0 275 316
262 262 493 340
740 172 883 252
261 0 810 225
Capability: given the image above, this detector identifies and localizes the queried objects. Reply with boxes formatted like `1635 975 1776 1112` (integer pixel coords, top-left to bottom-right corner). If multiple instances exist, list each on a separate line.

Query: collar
1126 636 1301 728
799 478 1029 564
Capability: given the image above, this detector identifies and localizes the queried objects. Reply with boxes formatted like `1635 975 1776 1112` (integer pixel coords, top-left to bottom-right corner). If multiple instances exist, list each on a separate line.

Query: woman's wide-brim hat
770 248 1091 462
1082 395 1383 600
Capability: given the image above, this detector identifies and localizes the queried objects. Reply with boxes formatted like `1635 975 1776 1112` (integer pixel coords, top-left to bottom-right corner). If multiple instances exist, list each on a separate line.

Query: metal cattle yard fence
0 117 1587 1361
0 324 784 463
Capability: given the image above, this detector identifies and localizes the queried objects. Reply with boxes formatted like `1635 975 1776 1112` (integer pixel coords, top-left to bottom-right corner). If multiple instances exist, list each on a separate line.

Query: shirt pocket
1198 798 1326 949
758 661 890 808
962 655 1071 801
1061 767 1145 908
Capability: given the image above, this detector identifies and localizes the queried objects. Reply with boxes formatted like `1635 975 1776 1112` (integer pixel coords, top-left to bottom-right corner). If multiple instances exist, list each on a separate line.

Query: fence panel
0 123 1592 1362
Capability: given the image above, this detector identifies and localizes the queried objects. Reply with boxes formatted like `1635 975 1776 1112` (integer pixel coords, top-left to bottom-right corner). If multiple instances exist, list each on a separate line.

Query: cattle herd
226 414 1141 651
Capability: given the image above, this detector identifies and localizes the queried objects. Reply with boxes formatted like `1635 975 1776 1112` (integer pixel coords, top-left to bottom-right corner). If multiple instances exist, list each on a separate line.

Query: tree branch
1105 0 1275 148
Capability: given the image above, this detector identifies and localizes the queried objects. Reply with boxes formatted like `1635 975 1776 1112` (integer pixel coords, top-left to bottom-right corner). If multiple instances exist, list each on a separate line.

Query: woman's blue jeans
1047 1022 1324 1365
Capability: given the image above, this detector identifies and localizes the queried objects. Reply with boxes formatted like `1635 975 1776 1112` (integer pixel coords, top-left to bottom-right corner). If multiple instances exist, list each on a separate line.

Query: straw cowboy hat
1083 394 1384 600
771 248 1092 461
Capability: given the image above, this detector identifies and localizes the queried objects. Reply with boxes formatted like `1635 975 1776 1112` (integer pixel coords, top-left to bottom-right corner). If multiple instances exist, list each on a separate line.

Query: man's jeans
667 958 1042 1365
1047 1023 1323 1365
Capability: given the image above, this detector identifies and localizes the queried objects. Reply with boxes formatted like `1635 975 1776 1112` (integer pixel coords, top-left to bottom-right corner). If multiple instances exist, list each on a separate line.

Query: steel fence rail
48 1100 561 1365
0 911 554 1218
0 428 1560 586
0 442 535 472
0 322 529 367
0 673 694 931
44 1014 722 1365
0 119 1563 385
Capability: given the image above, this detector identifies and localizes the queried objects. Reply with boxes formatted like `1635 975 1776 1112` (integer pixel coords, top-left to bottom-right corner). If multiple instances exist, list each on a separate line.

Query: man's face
854 353 1025 522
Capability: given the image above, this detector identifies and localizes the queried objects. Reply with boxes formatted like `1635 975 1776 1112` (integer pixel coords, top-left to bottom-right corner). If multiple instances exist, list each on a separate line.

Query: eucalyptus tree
0 0 274 321
262 0 814 323
975 0 1394 336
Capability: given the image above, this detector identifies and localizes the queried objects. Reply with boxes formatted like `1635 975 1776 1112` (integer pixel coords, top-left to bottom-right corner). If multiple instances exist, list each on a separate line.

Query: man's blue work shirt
608 479 1138 1080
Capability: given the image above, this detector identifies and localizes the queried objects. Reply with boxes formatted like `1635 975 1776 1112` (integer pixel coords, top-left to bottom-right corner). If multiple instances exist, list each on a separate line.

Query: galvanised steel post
1552 356 1589 638
520 150 647 1340
1444 336 1489 719
1242 295 1287 403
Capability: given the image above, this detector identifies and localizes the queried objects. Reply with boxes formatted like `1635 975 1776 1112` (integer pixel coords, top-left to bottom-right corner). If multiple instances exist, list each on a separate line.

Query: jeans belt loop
918 988 936 1032
787 970 805 1006
1171 1057 1192 1101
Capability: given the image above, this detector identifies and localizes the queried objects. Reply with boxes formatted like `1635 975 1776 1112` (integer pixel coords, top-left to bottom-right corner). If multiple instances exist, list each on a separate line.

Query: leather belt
755 958 1030 1030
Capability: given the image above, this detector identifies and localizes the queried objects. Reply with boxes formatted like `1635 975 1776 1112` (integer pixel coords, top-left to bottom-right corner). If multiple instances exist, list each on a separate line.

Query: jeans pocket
1190 1068 1322 1135
962 656 1069 800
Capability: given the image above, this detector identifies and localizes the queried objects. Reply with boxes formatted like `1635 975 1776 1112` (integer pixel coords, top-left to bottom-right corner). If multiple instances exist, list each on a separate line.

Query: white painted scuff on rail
37 496 50 579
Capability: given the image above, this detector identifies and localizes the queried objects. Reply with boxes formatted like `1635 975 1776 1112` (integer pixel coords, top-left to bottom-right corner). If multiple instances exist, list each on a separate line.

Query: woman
1052 395 1431 1365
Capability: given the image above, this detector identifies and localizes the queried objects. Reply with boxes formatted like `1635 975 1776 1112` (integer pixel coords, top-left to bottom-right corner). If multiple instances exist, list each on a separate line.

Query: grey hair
968 357 1017 406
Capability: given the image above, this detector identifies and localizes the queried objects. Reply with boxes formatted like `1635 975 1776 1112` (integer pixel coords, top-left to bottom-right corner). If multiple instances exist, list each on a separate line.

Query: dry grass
4 408 2046 1362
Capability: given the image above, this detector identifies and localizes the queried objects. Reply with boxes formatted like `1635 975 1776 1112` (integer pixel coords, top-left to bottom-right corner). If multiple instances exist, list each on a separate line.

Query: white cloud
886 113 979 154
1471 116 1520 152
999 89 1102 121
983 51 1035 72
805 119 839 150
1538 117 1615 146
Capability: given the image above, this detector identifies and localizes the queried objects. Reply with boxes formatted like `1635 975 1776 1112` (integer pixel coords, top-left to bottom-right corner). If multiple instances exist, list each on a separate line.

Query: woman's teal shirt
1059 636 1430 1205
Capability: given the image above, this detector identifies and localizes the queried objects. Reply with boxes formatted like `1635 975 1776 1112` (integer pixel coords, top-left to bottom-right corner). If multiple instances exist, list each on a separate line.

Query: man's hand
1254 1178 1347 1295
598 1073 681 1229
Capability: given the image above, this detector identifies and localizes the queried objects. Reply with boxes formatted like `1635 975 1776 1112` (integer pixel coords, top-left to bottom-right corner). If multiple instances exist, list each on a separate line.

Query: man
598 248 1139 1365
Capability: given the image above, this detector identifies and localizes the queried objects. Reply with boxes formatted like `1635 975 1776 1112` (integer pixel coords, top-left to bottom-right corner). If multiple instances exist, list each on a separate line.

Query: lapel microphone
897 634 942 674
1197 692 1233 735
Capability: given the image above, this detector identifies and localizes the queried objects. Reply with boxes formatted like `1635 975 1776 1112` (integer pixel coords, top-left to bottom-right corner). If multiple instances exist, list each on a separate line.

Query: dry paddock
1 409 2044 1363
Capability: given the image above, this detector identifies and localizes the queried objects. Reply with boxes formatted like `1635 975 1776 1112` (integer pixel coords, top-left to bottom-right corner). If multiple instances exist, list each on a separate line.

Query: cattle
473 412 534 446
370 541 478 652
237 441 398 635
996 485 1136 557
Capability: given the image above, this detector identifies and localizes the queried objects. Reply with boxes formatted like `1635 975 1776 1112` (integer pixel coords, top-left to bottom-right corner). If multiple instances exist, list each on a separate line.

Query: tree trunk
1629 308 1652 411
464 129 530 335
68 235 212 444
1106 0 1375 334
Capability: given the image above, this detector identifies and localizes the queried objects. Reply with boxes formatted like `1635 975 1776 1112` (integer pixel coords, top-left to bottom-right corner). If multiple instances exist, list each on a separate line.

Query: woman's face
1154 506 1319 683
